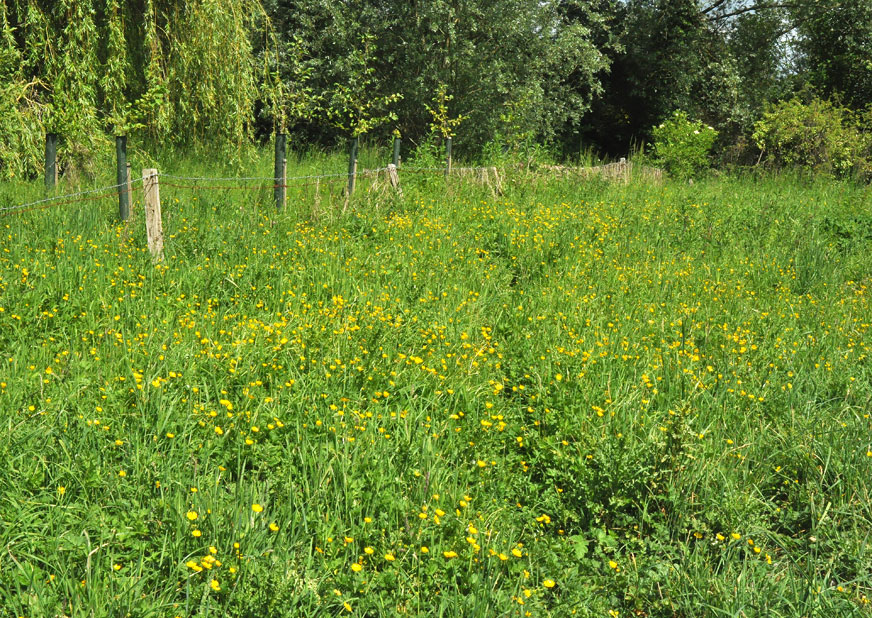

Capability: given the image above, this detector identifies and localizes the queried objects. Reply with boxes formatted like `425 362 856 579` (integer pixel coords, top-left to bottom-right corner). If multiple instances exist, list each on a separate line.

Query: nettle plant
651 110 718 179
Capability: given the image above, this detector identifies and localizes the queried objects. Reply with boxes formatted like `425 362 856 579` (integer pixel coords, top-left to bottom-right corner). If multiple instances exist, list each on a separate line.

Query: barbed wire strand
0 165 504 217
158 167 393 183
0 179 144 216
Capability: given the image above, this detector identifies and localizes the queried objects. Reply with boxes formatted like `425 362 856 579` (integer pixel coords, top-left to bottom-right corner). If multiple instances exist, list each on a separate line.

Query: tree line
1 0 870 181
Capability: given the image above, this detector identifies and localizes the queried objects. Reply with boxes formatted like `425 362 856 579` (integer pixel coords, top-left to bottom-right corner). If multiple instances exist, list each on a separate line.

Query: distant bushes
752 96 872 180
649 110 719 180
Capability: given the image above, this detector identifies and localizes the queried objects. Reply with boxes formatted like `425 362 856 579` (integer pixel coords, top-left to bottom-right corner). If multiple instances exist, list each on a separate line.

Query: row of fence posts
40 130 457 229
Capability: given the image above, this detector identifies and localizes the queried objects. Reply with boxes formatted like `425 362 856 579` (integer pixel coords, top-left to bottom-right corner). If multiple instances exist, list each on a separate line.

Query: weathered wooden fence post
392 136 401 167
281 157 287 210
274 133 286 211
445 137 453 176
347 136 359 196
142 169 164 263
116 136 129 221
387 164 401 195
126 163 133 206
44 133 58 189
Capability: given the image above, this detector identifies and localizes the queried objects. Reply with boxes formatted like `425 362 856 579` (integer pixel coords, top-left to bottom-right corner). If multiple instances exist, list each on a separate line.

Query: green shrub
752 96 870 178
650 110 718 180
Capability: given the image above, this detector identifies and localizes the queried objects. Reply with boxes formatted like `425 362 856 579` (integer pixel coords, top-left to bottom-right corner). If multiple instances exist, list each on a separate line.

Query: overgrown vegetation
0 158 871 616
753 96 872 180
649 110 718 179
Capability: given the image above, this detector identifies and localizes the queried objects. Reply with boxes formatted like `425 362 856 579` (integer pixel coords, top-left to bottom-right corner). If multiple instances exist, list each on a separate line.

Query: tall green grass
1 159 870 617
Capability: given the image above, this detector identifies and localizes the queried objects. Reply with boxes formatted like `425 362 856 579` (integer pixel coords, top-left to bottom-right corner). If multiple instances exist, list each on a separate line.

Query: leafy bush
752 96 871 178
651 110 718 179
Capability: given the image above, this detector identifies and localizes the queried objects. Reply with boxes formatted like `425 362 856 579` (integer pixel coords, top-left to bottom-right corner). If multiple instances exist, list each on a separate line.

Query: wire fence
0 166 455 218
0 160 647 219
0 178 144 218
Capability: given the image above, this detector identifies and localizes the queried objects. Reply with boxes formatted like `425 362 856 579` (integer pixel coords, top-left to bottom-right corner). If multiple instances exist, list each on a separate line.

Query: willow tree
0 0 279 178
0 1 44 180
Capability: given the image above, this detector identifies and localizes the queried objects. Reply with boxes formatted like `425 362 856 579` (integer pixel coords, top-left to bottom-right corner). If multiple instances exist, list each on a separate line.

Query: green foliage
651 110 718 179
425 84 465 140
794 0 872 110
0 3 43 181
159 0 263 161
272 0 612 151
101 0 128 132
263 35 320 133
752 96 871 178
326 35 402 138
0 79 46 182
1 164 872 616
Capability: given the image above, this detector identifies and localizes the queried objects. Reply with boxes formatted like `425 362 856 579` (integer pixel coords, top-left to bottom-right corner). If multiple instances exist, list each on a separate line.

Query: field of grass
1 155 871 617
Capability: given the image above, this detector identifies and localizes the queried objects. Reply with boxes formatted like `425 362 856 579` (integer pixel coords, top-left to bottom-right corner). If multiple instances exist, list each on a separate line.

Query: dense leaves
0 0 871 177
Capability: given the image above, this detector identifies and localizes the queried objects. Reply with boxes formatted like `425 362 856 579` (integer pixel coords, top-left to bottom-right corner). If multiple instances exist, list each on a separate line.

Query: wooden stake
116 136 129 221
387 163 401 195
142 169 164 263
44 133 57 189
392 136 401 167
281 157 287 210
314 177 321 217
274 133 286 210
347 137 359 196
445 137 453 176
126 163 133 208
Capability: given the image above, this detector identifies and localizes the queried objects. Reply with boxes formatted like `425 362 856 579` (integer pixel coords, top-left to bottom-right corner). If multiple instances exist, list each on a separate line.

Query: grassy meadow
1 152 871 617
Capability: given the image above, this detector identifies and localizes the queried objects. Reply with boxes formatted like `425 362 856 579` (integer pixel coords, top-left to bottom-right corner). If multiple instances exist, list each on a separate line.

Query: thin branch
706 3 802 22
700 0 731 16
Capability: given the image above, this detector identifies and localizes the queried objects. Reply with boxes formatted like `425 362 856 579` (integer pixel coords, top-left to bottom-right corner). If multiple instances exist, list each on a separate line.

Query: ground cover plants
1 154 871 617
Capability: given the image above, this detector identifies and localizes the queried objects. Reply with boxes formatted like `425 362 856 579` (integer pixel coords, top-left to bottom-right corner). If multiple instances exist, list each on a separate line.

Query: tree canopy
0 0 870 179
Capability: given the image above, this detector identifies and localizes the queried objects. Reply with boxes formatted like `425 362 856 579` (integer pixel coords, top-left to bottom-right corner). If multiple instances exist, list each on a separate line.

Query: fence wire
0 178 144 216
0 165 497 218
